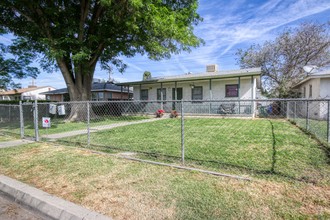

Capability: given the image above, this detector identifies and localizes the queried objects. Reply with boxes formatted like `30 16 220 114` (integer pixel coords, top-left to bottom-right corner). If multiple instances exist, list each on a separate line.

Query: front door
172 88 183 109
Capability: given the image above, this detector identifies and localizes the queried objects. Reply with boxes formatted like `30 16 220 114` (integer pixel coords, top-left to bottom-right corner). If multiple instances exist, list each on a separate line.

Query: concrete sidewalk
44 118 162 139
0 140 34 149
0 175 111 220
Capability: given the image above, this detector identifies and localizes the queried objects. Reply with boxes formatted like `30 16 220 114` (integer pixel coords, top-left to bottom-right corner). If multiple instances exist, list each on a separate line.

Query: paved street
0 192 45 220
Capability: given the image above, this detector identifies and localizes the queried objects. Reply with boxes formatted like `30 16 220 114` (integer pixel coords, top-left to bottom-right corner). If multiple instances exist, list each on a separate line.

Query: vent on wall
206 64 218 72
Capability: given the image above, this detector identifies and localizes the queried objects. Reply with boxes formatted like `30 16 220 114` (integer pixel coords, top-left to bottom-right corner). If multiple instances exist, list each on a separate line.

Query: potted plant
170 110 178 118
156 109 165 118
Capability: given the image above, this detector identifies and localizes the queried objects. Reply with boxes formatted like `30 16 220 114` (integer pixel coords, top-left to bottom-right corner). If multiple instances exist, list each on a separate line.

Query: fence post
181 100 185 165
19 101 24 139
294 101 297 120
238 100 241 114
286 100 289 119
87 102 90 147
327 100 330 143
34 100 39 141
306 101 309 130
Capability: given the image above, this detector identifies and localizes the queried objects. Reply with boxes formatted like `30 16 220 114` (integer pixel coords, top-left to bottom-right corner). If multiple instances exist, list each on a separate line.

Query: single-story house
292 68 330 119
293 68 330 99
0 86 56 101
41 81 132 102
117 65 262 115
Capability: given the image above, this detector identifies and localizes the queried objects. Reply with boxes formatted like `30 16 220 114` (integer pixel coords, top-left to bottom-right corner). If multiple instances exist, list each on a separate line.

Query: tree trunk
56 58 97 121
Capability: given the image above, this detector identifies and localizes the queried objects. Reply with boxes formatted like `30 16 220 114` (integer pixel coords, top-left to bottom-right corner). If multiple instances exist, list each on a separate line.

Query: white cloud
172 0 330 72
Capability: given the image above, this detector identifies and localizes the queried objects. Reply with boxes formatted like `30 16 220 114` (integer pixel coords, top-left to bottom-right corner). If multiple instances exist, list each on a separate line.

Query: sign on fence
42 117 51 128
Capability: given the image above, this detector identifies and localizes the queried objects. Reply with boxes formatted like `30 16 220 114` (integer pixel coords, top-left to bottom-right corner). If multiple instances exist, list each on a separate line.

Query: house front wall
132 76 258 101
46 94 64 102
0 95 13 100
298 78 320 99
320 78 330 98
296 78 330 119
22 87 55 100
112 92 129 100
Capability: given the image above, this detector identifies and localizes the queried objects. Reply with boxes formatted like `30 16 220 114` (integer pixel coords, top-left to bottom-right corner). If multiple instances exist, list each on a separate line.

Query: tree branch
89 41 105 66
78 0 90 42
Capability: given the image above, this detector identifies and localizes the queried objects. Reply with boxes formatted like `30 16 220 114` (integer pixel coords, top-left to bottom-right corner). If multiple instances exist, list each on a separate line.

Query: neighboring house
117 65 261 115
293 69 330 99
0 86 56 101
293 68 330 119
41 81 132 102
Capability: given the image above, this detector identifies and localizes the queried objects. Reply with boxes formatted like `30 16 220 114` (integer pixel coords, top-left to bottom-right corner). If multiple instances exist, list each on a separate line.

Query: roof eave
293 74 330 88
118 72 261 86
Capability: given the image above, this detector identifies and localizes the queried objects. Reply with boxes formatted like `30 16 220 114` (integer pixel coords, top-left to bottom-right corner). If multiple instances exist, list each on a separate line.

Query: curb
0 175 111 220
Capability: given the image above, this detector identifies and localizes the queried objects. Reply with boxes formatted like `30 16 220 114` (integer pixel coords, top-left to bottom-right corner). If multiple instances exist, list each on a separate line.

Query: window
140 89 148 100
225 84 239 97
309 85 312 98
91 92 105 101
157 88 166 101
98 92 104 100
192 86 203 101
303 87 306 98
106 92 112 100
23 96 32 100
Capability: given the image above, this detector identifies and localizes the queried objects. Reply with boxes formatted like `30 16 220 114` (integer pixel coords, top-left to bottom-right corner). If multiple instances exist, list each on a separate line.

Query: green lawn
0 143 329 219
0 133 17 141
63 118 330 184
289 118 328 144
0 115 150 137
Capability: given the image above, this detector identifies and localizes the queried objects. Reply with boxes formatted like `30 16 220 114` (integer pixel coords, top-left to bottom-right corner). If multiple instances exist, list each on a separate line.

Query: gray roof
41 82 131 95
117 67 262 85
293 68 330 88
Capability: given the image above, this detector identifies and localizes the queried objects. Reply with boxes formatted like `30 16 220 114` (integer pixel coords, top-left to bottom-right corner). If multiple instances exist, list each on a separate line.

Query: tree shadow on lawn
56 136 321 184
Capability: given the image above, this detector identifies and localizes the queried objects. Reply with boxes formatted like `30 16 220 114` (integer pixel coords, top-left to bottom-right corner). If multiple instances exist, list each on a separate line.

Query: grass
0 133 17 142
0 115 150 137
0 143 329 219
64 118 330 184
289 118 328 144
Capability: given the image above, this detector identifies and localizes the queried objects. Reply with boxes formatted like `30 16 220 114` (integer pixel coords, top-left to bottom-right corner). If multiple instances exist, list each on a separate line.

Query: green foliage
143 71 152 80
0 0 203 100
0 42 39 90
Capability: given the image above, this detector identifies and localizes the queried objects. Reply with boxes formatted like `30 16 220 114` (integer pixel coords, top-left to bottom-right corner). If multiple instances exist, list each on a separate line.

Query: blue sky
3 0 330 89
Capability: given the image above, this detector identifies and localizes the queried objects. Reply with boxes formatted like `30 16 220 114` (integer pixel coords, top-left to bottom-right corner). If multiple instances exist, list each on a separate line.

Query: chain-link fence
287 100 329 143
1 99 329 176
0 104 21 137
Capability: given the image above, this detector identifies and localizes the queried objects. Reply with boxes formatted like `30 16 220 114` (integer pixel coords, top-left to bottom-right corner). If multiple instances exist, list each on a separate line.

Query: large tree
236 22 330 98
0 0 202 118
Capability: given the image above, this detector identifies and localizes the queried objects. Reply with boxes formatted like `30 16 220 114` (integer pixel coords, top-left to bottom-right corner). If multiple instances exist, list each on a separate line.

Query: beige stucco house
118 65 261 115
293 69 330 99
293 69 330 119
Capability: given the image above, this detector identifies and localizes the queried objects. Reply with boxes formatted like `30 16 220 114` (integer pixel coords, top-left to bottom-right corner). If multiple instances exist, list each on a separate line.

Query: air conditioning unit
206 64 218 72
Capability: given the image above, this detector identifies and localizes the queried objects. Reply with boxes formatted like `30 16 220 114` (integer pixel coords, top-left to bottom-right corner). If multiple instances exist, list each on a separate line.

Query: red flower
157 109 165 114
